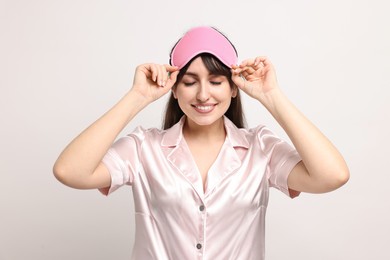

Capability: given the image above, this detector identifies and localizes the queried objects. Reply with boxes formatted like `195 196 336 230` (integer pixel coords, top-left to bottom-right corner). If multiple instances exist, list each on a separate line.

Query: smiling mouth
192 104 216 113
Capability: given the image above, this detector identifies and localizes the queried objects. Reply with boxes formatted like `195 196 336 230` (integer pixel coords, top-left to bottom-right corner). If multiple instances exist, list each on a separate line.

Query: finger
149 64 158 83
254 56 266 66
160 65 168 87
163 65 179 87
255 56 272 68
165 70 179 89
138 64 151 79
160 65 167 87
241 66 256 74
241 56 269 69
231 67 242 75
157 65 166 87
164 64 179 72
240 70 248 78
231 69 241 75
239 58 256 68
231 73 246 90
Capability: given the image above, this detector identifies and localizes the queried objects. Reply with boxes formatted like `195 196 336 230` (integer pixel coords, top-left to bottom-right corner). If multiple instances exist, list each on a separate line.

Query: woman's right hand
131 63 179 103
53 64 179 190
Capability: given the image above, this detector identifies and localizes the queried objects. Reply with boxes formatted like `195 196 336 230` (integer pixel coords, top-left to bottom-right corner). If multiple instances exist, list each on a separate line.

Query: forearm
259 88 349 188
53 90 149 184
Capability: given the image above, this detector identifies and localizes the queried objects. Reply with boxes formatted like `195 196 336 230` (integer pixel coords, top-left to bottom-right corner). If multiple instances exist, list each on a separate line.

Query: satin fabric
101 116 301 260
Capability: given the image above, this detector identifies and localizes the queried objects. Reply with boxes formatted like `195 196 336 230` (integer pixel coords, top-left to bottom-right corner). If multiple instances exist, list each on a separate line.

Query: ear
171 88 177 99
231 85 238 98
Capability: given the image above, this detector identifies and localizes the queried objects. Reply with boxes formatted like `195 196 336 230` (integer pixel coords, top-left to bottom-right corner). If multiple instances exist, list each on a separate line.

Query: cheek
175 86 194 101
216 87 235 100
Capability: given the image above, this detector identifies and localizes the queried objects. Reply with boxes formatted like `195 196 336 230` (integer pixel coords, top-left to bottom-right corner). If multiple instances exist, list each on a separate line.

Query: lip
191 103 217 113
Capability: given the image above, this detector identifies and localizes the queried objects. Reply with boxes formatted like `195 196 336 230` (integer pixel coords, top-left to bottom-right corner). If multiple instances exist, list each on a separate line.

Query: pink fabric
170 26 238 69
101 116 301 260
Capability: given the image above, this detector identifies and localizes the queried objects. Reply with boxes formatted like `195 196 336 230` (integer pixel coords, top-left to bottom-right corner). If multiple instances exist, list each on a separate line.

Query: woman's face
173 56 237 128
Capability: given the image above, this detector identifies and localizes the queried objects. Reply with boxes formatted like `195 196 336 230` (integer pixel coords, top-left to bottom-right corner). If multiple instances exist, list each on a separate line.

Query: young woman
53 26 349 259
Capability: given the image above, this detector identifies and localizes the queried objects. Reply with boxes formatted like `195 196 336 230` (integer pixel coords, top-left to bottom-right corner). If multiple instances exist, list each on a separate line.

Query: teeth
196 105 213 111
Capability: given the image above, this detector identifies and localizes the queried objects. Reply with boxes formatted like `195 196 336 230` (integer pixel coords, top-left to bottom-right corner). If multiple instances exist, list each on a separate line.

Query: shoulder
126 125 166 143
238 124 285 154
121 118 184 147
224 117 272 148
246 124 282 140
240 124 271 142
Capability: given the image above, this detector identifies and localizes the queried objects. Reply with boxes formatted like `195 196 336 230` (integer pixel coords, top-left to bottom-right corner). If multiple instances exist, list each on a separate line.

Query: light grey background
1 0 389 259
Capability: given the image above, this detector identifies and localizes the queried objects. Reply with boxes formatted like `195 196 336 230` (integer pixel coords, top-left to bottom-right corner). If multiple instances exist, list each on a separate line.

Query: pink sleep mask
170 26 238 69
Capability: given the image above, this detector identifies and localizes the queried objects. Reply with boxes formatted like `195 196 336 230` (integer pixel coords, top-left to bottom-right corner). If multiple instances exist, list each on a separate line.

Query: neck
183 117 226 142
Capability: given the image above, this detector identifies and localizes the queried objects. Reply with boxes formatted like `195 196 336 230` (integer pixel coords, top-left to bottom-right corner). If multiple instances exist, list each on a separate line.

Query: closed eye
210 81 222 85
183 82 196 86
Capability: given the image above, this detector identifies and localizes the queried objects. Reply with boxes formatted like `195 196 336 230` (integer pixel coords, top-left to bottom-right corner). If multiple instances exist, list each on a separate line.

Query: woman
53 26 349 259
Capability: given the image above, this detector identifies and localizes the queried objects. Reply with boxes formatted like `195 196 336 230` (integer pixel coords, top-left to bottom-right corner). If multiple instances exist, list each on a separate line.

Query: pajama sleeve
256 126 302 198
99 126 145 195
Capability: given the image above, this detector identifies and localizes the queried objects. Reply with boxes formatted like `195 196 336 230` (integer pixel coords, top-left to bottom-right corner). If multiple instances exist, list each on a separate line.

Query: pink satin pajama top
101 116 301 260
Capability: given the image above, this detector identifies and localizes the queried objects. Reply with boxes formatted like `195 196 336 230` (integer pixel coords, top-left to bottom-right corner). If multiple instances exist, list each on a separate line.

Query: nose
196 82 210 102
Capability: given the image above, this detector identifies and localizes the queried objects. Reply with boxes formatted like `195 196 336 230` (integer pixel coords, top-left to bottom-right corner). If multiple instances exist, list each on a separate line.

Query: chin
186 114 224 127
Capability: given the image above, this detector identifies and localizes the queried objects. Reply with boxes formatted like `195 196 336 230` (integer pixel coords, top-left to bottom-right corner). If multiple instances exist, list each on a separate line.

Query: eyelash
211 81 221 85
183 81 222 86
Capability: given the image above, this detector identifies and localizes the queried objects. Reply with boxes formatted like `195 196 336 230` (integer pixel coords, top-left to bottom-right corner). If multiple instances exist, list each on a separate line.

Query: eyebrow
183 72 199 78
184 72 222 78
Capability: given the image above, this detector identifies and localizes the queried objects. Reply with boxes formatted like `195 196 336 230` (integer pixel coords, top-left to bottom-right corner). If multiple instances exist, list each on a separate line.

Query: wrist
126 88 153 107
258 87 299 129
257 88 284 112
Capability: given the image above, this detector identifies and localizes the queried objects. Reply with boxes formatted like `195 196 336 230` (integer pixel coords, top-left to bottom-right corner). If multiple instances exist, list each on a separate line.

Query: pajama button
196 243 202 249
199 205 205 211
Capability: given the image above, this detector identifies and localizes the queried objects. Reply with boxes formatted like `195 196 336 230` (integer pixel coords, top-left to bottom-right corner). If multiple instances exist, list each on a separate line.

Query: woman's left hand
232 57 350 194
231 56 279 101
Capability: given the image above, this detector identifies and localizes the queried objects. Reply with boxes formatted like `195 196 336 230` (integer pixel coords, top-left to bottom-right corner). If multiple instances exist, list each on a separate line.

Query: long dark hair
162 53 246 129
